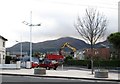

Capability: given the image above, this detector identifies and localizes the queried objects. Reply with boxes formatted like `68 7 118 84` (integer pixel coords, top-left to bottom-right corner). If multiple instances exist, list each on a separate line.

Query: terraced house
0 35 7 64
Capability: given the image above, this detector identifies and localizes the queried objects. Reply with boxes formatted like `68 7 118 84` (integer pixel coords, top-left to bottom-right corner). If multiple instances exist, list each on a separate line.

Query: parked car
32 59 59 70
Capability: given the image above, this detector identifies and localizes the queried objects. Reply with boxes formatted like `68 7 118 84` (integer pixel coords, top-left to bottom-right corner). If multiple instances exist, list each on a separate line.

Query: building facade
0 35 7 64
84 48 110 60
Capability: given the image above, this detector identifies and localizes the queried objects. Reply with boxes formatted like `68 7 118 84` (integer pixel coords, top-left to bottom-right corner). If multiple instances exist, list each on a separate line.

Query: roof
0 35 8 41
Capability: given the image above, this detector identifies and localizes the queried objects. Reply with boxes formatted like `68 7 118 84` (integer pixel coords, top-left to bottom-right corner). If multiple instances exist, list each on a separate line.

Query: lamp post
22 11 41 66
16 40 22 58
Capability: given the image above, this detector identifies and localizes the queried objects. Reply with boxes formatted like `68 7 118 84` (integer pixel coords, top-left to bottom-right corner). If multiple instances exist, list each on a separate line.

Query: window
3 42 5 47
3 55 5 59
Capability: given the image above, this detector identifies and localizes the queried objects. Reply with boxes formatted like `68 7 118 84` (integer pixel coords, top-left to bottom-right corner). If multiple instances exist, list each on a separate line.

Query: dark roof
0 35 8 41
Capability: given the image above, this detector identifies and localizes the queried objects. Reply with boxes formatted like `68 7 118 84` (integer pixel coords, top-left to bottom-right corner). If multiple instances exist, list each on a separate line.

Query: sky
0 0 119 47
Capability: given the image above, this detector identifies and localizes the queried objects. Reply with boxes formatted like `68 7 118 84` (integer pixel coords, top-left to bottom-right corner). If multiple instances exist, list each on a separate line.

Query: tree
33 52 41 58
107 32 120 59
74 8 107 74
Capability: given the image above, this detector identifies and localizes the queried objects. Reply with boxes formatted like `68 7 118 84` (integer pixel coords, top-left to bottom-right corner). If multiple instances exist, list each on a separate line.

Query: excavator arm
61 42 76 52
59 42 76 55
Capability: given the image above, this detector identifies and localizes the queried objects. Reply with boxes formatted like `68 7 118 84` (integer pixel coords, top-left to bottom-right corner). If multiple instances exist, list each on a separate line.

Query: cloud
0 0 119 47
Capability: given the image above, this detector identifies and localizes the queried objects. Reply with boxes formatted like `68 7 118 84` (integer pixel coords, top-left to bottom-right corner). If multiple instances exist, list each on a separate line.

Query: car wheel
53 67 57 70
48 67 51 70
46 67 48 70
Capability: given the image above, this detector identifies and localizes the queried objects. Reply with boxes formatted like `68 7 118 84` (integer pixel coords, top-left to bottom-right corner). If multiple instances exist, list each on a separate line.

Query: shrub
64 59 120 68
5 56 11 64
64 60 89 66
64 56 73 62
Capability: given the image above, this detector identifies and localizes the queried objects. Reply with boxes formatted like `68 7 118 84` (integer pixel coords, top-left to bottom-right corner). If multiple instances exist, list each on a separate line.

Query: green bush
64 60 89 66
64 56 73 62
5 56 11 64
64 59 120 68
94 60 120 68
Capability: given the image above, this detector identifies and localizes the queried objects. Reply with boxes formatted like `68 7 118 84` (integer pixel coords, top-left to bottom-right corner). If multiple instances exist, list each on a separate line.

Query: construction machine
59 42 77 56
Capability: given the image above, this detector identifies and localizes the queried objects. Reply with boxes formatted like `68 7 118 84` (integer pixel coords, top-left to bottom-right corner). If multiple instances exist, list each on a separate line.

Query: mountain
33 37 90 52
6 37 109 54
94 40 110 48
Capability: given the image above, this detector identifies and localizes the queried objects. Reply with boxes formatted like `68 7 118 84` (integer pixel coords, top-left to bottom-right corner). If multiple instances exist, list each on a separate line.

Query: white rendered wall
0 38 6 64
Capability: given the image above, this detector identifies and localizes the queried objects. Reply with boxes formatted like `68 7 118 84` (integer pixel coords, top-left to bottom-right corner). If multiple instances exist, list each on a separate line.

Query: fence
0 61 20 69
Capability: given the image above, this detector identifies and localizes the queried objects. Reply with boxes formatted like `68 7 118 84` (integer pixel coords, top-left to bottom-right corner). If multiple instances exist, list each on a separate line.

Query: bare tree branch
74 8 107 45
74 8 107 75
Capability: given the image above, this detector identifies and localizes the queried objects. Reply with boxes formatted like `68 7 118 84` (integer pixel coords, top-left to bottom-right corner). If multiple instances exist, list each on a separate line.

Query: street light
16 40 22 58
22 11 41 66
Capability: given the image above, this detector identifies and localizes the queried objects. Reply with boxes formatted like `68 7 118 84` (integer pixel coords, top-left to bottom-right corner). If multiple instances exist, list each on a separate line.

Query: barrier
0 61 21 70
26 61 31 69
95 69 108 78
16 61 21 69
34 68 46 75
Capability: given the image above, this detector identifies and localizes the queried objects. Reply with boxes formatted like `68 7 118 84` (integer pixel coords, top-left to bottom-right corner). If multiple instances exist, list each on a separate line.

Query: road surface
1 75 119 84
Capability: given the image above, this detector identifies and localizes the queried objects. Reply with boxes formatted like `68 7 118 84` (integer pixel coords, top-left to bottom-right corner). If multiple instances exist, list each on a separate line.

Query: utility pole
16 40 22 58
22 11 41 67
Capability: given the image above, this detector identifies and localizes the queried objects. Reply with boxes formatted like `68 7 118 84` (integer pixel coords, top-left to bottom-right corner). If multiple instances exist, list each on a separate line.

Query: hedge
64 60 120 68
64 60 89 66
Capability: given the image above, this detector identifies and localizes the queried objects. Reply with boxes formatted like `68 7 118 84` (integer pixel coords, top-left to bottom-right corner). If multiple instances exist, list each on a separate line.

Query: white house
0 35 7 64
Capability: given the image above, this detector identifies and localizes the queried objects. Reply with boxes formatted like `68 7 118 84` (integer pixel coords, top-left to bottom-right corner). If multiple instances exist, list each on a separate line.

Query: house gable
0 35 8 41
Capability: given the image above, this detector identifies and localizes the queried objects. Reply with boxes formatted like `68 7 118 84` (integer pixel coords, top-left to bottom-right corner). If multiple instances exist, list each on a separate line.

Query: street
1 75 119 84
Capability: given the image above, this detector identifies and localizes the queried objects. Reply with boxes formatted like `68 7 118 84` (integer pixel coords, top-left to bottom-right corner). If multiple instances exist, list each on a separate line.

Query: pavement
0 66 120 82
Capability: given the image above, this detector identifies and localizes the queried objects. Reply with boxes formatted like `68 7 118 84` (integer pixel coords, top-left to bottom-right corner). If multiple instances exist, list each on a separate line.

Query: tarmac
0 66 120 82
